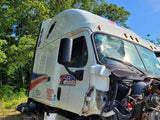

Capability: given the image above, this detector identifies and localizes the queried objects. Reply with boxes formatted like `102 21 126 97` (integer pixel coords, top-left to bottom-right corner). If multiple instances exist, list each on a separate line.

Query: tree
93 1 130 28
0 0 50 88
0 0 130 90
146 34 160 45
155 37 160 45
0 40 7 63
0 39 7 84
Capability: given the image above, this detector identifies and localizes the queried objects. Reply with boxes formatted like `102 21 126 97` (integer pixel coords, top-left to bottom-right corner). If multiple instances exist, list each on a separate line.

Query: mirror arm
64 65 83 81
64 65 75 76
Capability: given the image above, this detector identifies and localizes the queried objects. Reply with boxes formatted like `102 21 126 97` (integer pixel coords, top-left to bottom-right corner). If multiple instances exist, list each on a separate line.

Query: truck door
58 31 91 114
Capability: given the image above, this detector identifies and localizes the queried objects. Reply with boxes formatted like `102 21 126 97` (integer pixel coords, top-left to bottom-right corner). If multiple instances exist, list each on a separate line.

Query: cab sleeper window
68 36 88 67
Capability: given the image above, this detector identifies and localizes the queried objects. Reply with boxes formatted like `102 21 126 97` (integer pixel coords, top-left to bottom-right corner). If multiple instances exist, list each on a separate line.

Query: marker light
109 20 116 25
124 33 128 38
130 36 134 40
135 38 139 42
98 25 101 30
150 45 153 50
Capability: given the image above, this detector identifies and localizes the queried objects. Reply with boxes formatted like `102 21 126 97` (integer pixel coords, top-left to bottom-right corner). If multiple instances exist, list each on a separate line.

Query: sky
107 0 160 41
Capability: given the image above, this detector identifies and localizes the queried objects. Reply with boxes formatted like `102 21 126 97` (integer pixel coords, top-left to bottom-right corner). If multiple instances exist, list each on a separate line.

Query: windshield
136 46 160 75
93 33 160 75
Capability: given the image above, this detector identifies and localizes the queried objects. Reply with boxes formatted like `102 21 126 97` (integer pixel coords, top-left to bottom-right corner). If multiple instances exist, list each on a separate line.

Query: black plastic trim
46 22 56 39
57 87 61 101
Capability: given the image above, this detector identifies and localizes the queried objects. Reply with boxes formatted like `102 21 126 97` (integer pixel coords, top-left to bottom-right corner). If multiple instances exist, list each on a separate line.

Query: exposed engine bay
97 66 160 120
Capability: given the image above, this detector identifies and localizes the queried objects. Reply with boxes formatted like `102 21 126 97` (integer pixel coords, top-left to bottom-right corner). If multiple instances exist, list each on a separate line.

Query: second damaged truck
16 9 160 120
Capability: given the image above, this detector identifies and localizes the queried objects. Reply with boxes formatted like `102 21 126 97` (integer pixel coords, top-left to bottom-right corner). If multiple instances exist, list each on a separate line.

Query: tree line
0 0 130 92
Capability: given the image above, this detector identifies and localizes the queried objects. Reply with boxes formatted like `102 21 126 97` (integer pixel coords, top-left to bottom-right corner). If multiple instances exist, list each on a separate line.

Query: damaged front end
84 65 160 120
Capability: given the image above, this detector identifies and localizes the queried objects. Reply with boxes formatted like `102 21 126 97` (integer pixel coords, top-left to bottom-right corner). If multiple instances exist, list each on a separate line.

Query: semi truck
16 9 160 120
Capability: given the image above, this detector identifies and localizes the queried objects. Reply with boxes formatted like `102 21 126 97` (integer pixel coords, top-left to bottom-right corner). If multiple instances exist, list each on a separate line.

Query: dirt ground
0 105 23 120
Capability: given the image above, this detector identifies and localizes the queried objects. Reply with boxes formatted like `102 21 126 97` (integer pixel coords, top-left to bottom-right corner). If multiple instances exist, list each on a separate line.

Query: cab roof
38 9 155 51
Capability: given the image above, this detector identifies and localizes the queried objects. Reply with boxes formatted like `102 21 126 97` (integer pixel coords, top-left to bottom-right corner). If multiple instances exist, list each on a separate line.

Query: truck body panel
29 9 155 114
24 9 160 119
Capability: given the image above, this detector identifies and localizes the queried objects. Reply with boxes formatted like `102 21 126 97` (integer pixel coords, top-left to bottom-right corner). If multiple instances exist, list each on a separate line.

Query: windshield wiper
104 56 145 75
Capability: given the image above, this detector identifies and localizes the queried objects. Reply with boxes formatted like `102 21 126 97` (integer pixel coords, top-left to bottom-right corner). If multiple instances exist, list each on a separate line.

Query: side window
68 36 88 67
155 52 160 64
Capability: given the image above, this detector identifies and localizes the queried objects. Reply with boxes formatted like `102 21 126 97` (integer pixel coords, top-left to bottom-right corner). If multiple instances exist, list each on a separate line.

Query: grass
0 96 27 120
0 88 28 120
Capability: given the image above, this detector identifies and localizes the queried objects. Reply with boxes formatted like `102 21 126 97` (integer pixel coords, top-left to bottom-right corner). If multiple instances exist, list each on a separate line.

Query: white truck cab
16 9 160 120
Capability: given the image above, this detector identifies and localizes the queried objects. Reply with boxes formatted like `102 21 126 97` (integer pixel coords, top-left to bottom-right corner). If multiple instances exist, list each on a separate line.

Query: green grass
0 86 28 120
0 96 27 120
3 97 27 109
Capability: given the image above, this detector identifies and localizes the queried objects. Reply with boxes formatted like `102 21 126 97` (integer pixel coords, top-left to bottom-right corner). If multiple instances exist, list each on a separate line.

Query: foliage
0 84 26 101
146 34 160 45
93 1 130 28
0 39 7 63
0 0 130 95
0 86 27 120
0 85 27 117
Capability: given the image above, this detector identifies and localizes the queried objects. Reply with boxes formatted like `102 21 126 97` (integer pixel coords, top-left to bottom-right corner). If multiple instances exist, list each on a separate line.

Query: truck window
155 52 160 64
136 45 160 75
93 33 146 71
68 36 88 67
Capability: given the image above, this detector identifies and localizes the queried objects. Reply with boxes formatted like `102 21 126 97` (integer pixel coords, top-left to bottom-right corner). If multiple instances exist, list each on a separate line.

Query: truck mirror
58 38 73 65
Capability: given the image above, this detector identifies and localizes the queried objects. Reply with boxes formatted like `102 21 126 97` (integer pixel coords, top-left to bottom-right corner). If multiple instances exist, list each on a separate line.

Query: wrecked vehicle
16 9 160 120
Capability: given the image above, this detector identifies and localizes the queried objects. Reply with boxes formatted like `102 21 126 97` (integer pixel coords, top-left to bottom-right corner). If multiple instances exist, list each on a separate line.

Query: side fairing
29 39 61 107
